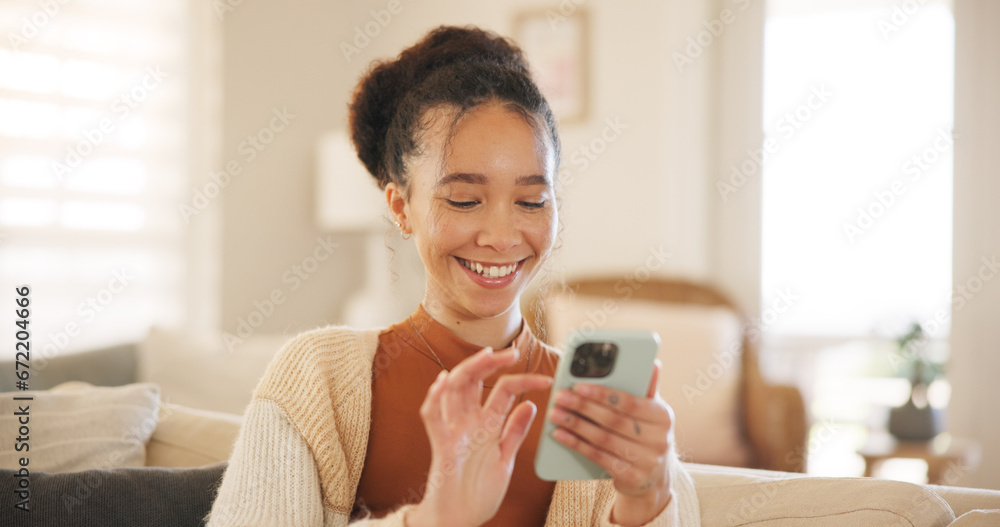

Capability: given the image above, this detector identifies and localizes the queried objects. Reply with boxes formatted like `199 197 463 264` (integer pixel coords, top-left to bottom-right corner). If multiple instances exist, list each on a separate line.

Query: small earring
395 220 411 240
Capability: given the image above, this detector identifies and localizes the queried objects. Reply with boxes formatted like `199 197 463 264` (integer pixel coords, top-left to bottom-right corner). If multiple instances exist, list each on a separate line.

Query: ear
385 182 410 234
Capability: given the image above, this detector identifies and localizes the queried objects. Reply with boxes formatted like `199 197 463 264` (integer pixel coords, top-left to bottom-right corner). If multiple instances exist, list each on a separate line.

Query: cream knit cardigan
206 326 701 526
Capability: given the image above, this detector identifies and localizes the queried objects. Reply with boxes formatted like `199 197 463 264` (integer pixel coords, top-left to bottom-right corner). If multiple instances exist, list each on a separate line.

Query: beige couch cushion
0 382 159 472
138 326 288 415
146 402 242 467
545 293 752 467
930 484 1000 518
695 475 955 526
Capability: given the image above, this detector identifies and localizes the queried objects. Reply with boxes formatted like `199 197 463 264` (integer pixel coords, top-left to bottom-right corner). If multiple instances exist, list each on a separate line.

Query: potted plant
887 321 946 441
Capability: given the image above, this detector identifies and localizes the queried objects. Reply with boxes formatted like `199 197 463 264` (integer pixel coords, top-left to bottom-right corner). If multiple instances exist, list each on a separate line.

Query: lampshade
315 130 385 231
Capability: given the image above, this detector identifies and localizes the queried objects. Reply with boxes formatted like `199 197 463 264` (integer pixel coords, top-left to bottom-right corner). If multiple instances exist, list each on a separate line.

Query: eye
518 200 547 210
446 199 479 209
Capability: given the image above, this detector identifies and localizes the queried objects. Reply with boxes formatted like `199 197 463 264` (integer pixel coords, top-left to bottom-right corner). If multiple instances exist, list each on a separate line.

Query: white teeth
461 259 517 278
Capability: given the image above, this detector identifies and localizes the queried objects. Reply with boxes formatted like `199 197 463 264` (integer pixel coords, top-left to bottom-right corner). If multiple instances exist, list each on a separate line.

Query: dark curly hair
348 25 561 192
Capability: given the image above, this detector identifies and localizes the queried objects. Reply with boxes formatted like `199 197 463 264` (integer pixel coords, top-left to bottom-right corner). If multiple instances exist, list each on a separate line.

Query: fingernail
555 390 575 405
574 384 595 396
483 346 493 355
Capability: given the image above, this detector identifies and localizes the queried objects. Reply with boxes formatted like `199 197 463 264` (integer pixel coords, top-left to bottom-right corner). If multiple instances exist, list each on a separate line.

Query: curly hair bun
348 26 532 188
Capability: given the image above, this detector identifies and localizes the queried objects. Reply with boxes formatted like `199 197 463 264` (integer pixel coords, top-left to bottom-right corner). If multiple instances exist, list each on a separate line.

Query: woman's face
388 102 557 323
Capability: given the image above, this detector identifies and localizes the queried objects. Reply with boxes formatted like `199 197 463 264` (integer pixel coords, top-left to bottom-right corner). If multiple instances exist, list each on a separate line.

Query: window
0 0 189 356
762 0 954 339
761 0 955 479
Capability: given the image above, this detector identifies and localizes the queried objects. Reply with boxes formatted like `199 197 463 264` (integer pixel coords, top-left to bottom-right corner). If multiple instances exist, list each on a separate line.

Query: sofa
2 337 999 526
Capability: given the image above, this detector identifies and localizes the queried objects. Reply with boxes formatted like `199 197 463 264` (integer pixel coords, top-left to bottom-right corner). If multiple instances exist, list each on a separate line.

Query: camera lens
595 350 612 368
571 357 588 376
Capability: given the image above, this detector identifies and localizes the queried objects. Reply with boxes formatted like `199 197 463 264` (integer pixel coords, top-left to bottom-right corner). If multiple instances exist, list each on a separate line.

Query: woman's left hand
548 358 674 526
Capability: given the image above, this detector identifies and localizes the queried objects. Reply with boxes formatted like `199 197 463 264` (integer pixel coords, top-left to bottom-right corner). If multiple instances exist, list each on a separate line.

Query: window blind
0 0 189 356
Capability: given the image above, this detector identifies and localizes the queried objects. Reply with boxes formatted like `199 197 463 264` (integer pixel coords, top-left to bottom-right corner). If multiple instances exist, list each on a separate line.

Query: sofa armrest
686 462 1000 519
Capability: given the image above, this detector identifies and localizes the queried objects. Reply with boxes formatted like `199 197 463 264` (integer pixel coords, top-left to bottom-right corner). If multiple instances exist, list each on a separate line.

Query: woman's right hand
406 347 552 527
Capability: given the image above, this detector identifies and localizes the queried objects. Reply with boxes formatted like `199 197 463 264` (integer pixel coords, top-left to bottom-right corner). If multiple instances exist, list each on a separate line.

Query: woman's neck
420 299 524 350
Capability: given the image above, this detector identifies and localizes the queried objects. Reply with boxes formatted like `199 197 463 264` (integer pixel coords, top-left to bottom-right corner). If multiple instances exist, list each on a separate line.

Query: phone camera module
570 342 618 378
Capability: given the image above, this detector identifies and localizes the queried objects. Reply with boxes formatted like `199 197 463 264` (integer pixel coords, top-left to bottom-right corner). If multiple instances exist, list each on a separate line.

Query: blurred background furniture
525 277 809 473
859 432 982 485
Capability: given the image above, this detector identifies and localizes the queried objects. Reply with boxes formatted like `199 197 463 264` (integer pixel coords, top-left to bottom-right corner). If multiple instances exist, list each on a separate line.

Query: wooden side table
858 433 981 485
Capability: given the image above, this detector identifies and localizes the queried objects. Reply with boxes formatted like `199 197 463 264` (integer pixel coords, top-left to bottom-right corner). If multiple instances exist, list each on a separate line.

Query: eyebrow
435 172 551 188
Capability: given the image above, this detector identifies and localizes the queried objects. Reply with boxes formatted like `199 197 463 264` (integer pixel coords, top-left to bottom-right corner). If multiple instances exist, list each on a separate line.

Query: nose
475 205 522 253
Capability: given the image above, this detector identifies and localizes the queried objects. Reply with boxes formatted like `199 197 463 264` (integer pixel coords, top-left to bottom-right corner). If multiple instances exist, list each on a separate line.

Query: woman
207 26 699 527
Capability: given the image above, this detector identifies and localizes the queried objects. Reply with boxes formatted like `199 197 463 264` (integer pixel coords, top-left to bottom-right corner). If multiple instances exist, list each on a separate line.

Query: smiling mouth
456 257 523 278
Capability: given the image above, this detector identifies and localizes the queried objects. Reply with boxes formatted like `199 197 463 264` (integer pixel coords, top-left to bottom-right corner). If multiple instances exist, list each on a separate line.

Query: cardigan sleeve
205 399 326 526
206 398 420 527
598 450 700 527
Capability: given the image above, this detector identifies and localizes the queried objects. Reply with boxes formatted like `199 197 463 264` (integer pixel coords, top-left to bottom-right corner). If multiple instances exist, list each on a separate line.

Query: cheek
528 210 558 255
418 208 473 255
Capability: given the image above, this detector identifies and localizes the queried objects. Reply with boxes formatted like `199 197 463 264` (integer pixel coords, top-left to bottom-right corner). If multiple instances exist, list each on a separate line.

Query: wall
950 0 1000 490
218 0 734 337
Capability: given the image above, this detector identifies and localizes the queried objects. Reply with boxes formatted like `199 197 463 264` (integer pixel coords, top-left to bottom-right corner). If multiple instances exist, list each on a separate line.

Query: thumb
498 400 537 465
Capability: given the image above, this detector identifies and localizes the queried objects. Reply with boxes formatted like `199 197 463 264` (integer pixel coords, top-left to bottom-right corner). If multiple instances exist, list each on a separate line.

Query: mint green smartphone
534 328 660 481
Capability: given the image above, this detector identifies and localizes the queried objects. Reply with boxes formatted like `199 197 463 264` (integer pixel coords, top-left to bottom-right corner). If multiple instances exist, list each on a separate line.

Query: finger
448 346 520 390
499 400 537 465
439 347 494 424
569 383 671 425
646 358 662 399
551 425 657 486
553 388 670 443
550 402 666 464
482 373 552 424
420 371 448 439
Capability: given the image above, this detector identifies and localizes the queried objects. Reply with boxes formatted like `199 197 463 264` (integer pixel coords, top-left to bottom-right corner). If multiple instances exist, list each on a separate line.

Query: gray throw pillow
1 462 225 527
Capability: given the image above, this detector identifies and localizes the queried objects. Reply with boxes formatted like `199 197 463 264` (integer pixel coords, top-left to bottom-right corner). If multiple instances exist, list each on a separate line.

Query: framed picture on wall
513 8 589 124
